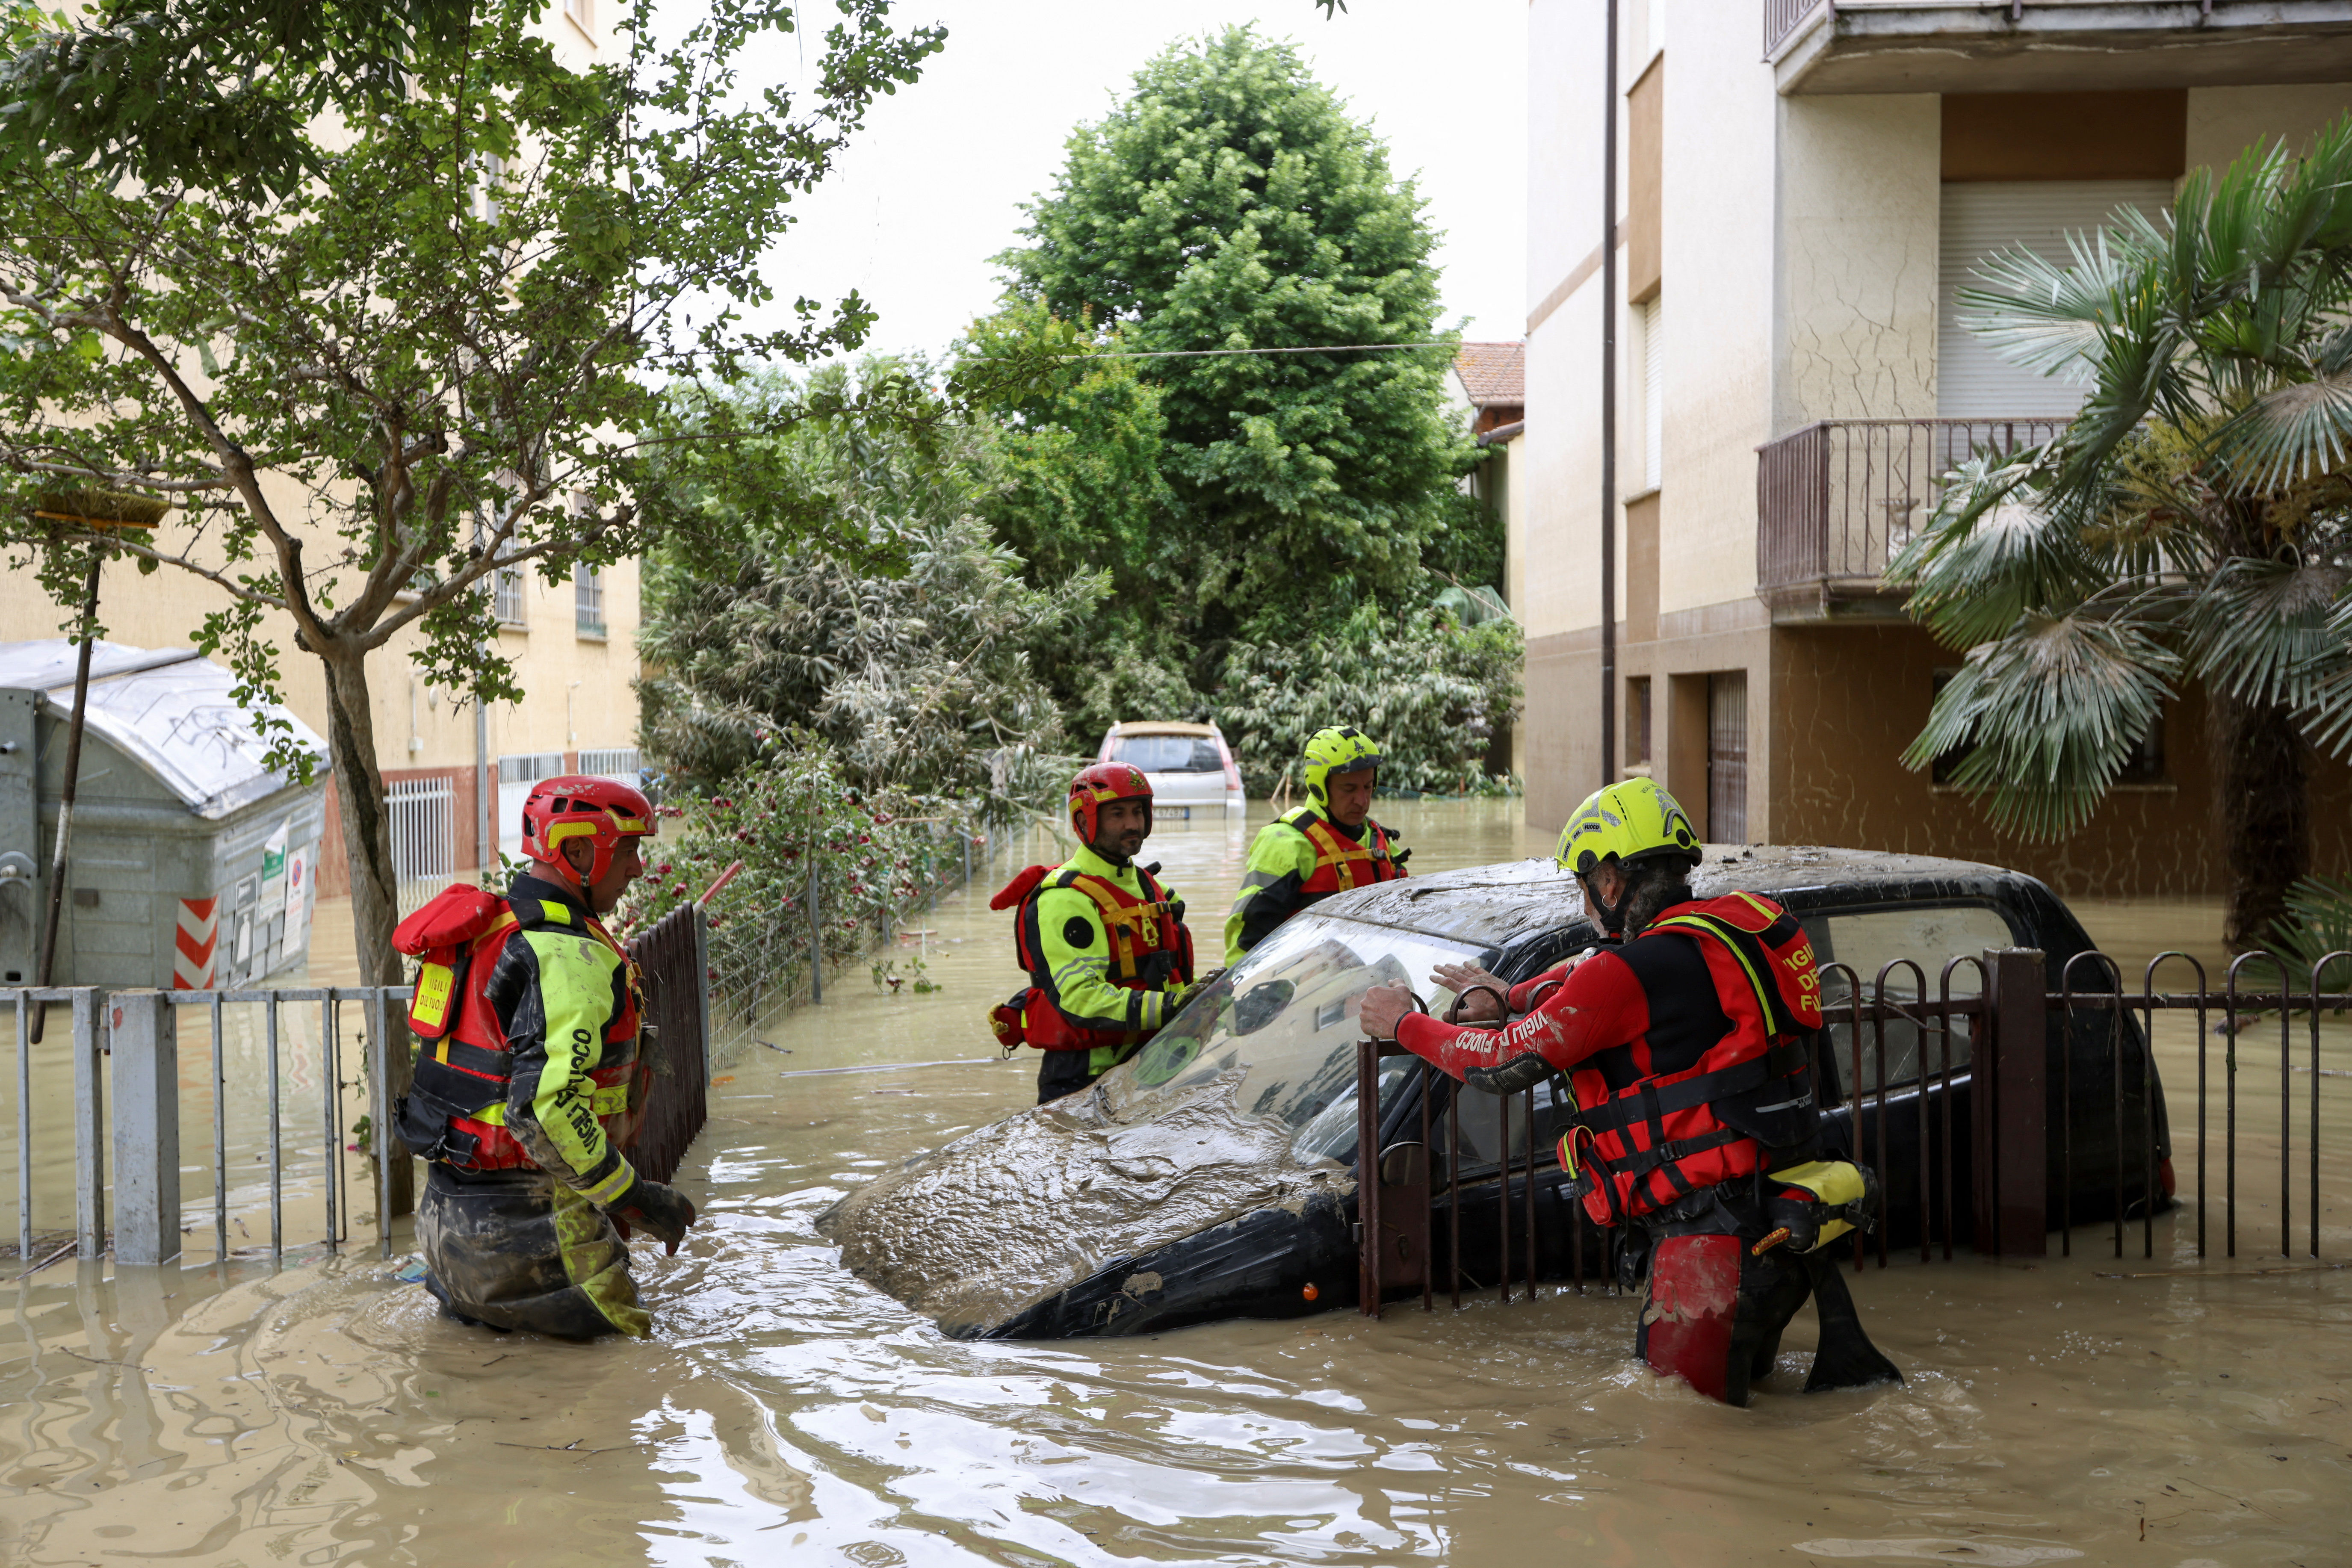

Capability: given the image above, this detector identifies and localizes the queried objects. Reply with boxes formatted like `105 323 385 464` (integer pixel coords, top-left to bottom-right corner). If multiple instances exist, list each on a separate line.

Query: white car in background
1096 721 1244 819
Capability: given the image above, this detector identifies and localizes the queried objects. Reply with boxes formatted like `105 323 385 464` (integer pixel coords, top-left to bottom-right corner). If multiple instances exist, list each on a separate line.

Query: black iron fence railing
1352 945 2350 1317
624 900 711 1187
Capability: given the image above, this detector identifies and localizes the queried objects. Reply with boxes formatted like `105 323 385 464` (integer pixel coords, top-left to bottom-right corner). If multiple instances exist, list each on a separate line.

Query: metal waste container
0 640 330 989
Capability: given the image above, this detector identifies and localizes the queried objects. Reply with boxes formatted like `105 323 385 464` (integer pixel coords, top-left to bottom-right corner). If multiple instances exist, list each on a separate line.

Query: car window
1102 913 1483 1166
1111 735 1223 774
1805 903 2014 1096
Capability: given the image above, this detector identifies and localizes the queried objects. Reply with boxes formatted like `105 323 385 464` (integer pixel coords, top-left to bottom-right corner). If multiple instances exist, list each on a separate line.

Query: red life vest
392 883 645 1172
1558 892 1825 1226
1288 806 1405 897
986 861 1193 1053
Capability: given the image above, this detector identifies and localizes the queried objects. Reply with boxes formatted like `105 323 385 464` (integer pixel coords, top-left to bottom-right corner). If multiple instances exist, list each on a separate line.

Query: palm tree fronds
1901 612 2180 839
2208 370 2352 493
1958 232 2145 383
1888 447 2110 648
2179 554 2352 714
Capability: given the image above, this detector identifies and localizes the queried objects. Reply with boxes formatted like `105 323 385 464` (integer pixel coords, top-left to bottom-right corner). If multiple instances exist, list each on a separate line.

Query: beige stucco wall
1773 93 1941 434
1658 27 1781 620
2186 83 2352 172
0 532 641 776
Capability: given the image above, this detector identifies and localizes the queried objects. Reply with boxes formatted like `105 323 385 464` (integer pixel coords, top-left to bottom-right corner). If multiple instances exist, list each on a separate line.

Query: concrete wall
1773 93 1942 433
2186 84 2352 171
1770 622 2352 899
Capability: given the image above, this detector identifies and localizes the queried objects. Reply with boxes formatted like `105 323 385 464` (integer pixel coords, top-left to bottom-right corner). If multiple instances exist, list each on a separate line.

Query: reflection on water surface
1 803 2346 1564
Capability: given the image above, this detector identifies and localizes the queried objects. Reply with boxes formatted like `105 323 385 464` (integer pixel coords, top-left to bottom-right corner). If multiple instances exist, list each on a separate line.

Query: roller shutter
1937 180 2174 419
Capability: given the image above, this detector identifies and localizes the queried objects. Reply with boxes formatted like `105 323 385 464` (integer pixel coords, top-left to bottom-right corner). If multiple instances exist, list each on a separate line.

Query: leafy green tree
0 0 472 195
1890 120 2352 949
638 363 1100 807
1217 605 1522 796
997 27 1474 645
0 0 943 985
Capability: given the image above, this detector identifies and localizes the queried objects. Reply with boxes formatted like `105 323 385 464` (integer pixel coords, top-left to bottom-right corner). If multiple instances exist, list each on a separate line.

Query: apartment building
1518 0 2352 896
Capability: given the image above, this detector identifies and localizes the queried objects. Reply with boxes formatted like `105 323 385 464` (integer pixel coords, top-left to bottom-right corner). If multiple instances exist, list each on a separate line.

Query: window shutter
1641 298 1664 491
1937 180 2173 419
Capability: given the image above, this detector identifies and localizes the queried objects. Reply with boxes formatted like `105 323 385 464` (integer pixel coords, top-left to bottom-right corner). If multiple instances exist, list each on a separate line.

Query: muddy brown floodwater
2 800 2347 1566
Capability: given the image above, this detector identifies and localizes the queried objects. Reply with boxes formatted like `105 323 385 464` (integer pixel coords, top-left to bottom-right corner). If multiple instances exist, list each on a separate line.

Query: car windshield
1100 912 1486 1166
1111 734 1223 774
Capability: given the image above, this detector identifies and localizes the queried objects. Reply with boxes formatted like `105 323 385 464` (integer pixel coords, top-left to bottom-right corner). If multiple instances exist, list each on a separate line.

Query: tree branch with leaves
0 0 945 984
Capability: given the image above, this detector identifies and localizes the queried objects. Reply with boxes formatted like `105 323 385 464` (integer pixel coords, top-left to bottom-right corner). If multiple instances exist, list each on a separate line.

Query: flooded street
3 801 2348 1566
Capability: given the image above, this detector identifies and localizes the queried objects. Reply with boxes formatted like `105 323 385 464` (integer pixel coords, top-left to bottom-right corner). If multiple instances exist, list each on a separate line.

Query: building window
564 0 594 37
575 560 605 637
1638 296 1664 492
476 152 504 223
1708 670 1747 844
491 557 526 626
1627 676 1652 772
2118 706 2166 784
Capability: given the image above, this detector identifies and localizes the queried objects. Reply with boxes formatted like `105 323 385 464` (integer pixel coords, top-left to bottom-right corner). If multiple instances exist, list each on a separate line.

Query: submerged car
818 847 2171 1339
1096 720 1244 819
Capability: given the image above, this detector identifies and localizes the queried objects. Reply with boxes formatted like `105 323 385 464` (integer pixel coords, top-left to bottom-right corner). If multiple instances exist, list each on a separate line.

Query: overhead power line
1011 340 1462 362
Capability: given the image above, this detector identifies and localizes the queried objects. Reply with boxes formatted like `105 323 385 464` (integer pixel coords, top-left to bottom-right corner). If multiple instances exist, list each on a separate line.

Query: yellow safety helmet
1554 777 1700 877
1302 726 1382 806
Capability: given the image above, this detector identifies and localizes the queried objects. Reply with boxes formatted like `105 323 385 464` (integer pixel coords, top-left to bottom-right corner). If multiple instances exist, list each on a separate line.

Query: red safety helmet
521 775 656 891
1068 762 1152 845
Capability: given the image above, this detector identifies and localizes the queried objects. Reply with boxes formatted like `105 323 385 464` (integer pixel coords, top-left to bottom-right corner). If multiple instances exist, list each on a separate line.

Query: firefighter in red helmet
987 762 1200 1104
393 774 698 1338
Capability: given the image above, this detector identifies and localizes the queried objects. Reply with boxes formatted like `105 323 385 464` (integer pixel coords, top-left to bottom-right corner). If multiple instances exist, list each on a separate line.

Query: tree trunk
320 638 416 1216
2212 688 2310 953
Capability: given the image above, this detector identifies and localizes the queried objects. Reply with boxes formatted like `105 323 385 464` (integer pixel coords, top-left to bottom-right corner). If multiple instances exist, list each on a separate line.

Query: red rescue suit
1397 891 1900 1406
1401 892 1824 1226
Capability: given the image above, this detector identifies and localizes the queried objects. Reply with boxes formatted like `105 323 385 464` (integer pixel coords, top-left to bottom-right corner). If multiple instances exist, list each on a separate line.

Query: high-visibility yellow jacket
1223 805 1405 966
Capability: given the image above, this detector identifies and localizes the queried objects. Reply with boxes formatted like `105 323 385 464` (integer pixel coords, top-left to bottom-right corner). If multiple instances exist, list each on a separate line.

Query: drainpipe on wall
1599 0 1621 789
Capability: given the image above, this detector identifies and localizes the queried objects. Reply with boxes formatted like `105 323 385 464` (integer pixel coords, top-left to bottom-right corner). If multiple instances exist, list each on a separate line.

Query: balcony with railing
1754 417 2064 622
1765 1 2352 95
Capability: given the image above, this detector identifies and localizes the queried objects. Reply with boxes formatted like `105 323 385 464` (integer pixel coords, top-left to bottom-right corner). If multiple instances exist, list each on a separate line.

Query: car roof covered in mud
1316 844 2061 958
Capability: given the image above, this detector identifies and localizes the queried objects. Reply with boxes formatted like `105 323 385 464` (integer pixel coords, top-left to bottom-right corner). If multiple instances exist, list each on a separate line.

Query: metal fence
711 814 997 1032
1351 945 2349 1317
1755 417 2067 590
387 776 456 917
621 901 710 1185
1 901 711 1272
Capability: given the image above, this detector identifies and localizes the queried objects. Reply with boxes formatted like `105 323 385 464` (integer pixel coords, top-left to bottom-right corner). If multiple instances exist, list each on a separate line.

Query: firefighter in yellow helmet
1359 777 1898 1407
1223 726 1408 966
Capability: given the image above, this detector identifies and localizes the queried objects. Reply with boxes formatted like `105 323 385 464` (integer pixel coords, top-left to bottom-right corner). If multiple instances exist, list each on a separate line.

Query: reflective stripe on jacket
1016 844 1193 1063
1224 805 1404 965
1397 892 1823 1225
399 874 643 1207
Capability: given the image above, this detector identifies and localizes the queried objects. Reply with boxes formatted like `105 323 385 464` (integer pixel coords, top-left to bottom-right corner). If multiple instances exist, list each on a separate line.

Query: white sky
726 0 1530 361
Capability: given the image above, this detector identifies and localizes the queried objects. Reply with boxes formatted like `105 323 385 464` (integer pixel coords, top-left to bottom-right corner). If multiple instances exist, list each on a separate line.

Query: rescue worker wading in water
393 776 699 1338
1224 726 1408 966
1358 777 1901 1408
989 764 1200 1105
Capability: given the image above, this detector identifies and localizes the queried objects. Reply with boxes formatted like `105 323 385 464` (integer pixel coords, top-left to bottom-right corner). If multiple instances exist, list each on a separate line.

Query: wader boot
417 1163 650 1339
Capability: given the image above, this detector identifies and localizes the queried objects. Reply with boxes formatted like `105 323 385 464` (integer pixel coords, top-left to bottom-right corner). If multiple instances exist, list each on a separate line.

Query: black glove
609 1176 697 1255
